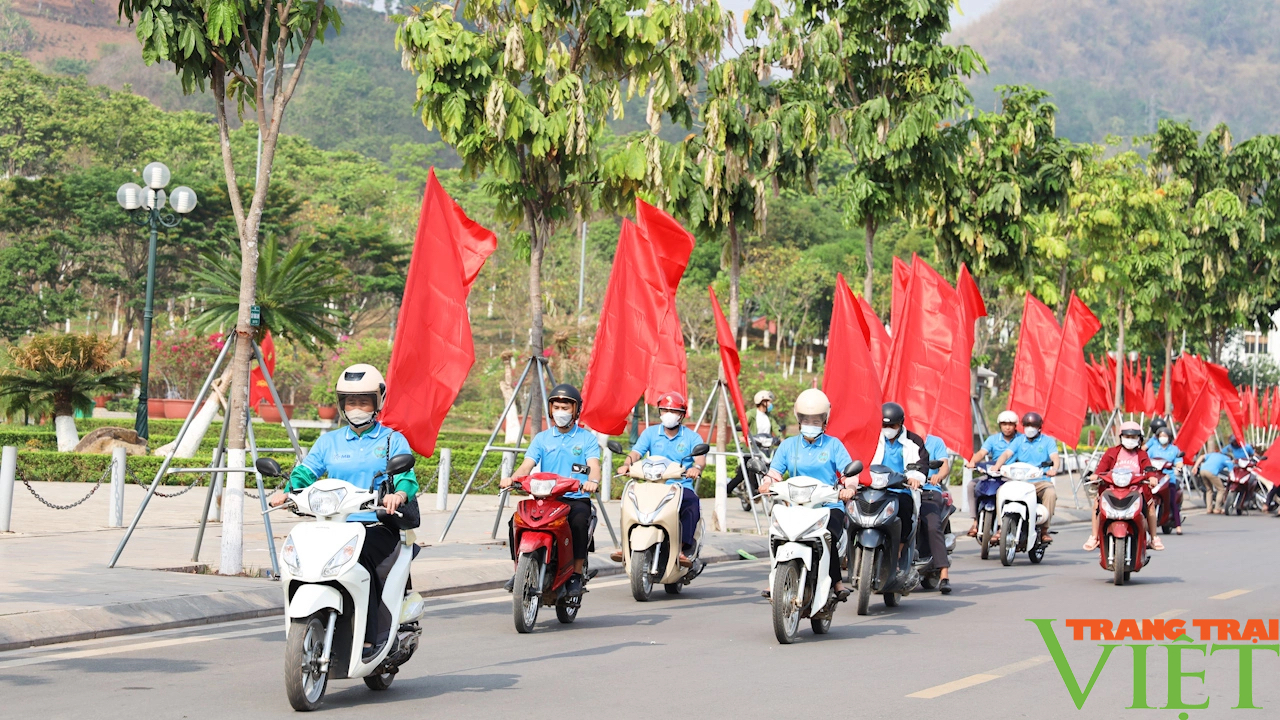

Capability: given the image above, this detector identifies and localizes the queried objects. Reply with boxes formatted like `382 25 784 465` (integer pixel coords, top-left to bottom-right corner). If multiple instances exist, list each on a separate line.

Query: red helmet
656 391 687 414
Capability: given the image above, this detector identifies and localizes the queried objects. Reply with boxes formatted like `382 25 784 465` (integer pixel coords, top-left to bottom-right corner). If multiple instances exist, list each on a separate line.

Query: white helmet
997 410 1019 424
336 363 386 412
753 390 776 406
794 388 831 420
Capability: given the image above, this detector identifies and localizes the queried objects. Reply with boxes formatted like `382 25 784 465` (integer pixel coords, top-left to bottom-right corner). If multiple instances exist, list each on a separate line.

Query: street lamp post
117 162 198 440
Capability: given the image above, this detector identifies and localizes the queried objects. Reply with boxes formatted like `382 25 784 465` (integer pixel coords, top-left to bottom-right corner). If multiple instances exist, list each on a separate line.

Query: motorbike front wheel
284 614 329 711
1225 491 1239 516
979 510 993 560
630 548 655 602
1113 536 1128 586
512 553 542 633
772 560 803 644
855 546 875 616
999 516 1017 566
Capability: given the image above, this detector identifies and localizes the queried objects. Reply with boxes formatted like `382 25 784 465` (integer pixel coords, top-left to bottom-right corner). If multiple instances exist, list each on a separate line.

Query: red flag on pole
1204 361 1244 440
1178 381 1221 457
1008 293 1062 420
710 287 752 448
824 273 885 464
382 168 497 456
1122 359 1144 414
248 330 276 410
855 294 891 384
1043 293 1102 447
580 220 671 435
1143 357 1158 415
636 200 695 404
890 257 912 338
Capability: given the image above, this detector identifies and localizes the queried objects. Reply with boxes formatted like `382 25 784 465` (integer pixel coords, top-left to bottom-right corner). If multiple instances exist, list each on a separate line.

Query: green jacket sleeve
393 470 419 498
285 464 318 492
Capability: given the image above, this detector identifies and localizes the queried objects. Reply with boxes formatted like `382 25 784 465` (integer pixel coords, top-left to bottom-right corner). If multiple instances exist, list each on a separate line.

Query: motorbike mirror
1143 466 1159 473
606 440 624 454
385 453 416 477
255 458 283 477
928 460 944 470
746 457 768 474
843 460 864 477
690 443 710 457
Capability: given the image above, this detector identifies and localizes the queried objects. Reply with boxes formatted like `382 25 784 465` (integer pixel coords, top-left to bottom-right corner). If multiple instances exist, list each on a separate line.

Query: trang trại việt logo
1030 618 1279 712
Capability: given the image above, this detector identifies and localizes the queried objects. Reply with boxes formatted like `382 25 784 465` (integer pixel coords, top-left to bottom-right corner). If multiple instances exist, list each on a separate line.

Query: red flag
1093 356 1115 412
884 256 970 453
956 264 988 330
1249 386 1262 429
1122 359 1144 414
890 256 912 339
1008 294 1062 420
854 294 891 384
1204 362 1244 440
248 331 276 410
1043 293 1101 447
1143 358 1157 415
824 273 885 464
709 288 752 447
382 168 497 456
636 200 695 404
1178 382 1221 457
580 220 670 435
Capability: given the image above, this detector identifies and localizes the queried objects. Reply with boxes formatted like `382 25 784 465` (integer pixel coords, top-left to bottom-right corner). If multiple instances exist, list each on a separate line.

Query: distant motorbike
1091 467 1157 586
995 462 1053 566
1149 459 1180 534
737 433 777 511
1224 456 1269 515
972 462 1003 560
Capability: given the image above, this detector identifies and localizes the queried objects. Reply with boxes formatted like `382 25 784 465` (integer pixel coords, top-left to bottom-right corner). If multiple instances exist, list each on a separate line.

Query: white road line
0 626 279 670
1210 588 1252 600
907 656 1051 699
1154 608 1187 619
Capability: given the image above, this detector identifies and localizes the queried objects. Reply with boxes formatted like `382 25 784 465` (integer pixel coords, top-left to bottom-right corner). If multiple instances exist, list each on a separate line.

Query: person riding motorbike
1082 422 1164 552
616 391 706 567
921 434 953 595
1227 435 1257 461
726 390 779 498
757 389 857 600
964 410 1020 537
870 402 930 563
1197 449 1232 514
990 412 1060 545
1146 426 1184 534
1149 416 1169 438
268 364 419 659
501 384 601 596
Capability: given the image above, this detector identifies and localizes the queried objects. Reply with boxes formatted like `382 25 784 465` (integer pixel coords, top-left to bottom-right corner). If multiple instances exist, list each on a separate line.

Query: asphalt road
4 511 1279 720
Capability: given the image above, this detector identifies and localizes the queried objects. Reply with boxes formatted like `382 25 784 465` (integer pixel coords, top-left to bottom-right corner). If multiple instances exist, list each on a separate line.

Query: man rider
991 412 1060 545
1146 425 1184 535
501 384 601 597
269 364 418 659
921 434 953 595
871 402 930 563
1083 422 1165 552
1197 448 1232 514
964 410 1020 537
727 390 779 499
757 389 857 600
1226 435 1257 461
616 391 706 566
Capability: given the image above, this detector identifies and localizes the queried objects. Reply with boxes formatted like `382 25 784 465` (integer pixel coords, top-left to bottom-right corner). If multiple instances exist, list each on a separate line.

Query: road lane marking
1210 589 1251 600
907 656 1051 699
1154 609 1187 619
0 626 279 670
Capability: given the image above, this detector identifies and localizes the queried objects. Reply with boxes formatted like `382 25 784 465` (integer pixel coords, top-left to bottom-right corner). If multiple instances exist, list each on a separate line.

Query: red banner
1043 293 1101 447
1178 381 1221 457
855 294 891 384
1008 293 1061 421
1143 358 1158 415
248 330 276 410
710 287 752 448
824 273 885 464
636 200 695 404
1205 361 1244 440
382 168 497 456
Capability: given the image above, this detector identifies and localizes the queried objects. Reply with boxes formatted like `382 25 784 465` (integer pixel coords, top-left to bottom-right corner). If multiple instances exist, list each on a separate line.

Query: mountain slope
954 0 1280 141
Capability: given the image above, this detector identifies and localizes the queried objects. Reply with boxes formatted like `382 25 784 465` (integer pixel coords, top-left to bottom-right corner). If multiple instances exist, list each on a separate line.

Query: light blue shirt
525 425 600 499
1201 452 1231 476
633 425 705 491
1005 432 1058 468
981 433 1016 462
1227 443 1255 460
923 435 949 491
1146 442 1183 475
770 433 853 510
880 435 905 474
299 422 416 523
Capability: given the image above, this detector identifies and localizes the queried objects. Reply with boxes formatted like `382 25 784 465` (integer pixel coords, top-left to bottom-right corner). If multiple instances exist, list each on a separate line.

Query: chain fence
20 461 112 510
131 469 205 498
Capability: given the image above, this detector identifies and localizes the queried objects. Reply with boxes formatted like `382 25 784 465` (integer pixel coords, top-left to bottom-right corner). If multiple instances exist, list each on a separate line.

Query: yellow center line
1210 588 1251 600
907 656 1051 699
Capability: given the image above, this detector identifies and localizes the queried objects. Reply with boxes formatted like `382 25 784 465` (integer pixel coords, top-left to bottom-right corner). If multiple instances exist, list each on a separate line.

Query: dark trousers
919 490 950 571
1267 484 1280 512
508 498 593 563
726 467 757 496
358 524 401 647
825 508 847 584
679 488 701 550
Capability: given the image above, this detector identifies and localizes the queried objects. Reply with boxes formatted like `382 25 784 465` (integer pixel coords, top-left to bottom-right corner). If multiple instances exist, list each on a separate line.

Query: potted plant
257 399 295 423
152 331 220 420
312 383 338 420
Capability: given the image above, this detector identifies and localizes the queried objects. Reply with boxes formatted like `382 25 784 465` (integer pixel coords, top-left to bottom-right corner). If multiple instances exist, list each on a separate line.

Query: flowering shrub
152 331 221 399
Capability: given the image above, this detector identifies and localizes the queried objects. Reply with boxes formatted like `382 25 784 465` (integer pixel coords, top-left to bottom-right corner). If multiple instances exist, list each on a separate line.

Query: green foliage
0 335 137 417
0 1 35 55
151 330 222 399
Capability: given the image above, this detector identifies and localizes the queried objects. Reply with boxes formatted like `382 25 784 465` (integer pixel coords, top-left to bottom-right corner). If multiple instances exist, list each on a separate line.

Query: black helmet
1021 412 1043 429
881 402 905 427
1150 416 1168 433
547 383 583 417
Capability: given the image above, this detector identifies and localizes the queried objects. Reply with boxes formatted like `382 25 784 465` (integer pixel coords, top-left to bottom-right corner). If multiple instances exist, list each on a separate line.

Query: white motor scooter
257 455 424 712
995 462 1051 566
765 461 861 644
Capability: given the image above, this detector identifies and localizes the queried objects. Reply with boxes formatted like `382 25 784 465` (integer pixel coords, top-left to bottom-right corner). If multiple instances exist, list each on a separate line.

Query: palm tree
0 335 137 451
187 235 347 353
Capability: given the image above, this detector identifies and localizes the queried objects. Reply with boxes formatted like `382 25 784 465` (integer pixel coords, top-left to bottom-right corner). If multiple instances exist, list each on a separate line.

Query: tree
395 0 730 355
742 245 824 363
0 176 92 338
0 334 136 451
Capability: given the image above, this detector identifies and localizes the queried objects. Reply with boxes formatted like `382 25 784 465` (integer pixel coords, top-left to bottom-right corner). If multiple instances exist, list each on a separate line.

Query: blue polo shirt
1146 442 1183 475
292 421 418 523
1227 443 1255 460
923 435 949 491
633 425 705 491
881 435 905 474
981 433 1016 461
770 433 853 509
1005 432 1058 467
1201 452 1231 476
525 424 600 499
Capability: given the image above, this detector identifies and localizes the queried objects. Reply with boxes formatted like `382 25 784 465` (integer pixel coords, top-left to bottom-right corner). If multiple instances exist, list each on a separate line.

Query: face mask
552 410 573 428
660 412 682 429
1024 427 1040 439
882 426 900 440
765 403 772 413
345 408 374 427
1158 436 1170 446
801 424 823 440
1121 437 1140 450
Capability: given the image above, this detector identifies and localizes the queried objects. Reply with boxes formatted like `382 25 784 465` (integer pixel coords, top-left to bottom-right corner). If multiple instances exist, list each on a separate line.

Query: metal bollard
601 447 613 502
109 447 126 527
436 448 451 511
0 446 15 533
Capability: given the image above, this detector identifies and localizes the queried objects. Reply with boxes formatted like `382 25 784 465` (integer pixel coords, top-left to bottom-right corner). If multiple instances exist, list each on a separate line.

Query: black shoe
503 575 515 593
564 573 584 597
760 589 771 599
939 579 952 595
362 644 379 661
584 567 599 582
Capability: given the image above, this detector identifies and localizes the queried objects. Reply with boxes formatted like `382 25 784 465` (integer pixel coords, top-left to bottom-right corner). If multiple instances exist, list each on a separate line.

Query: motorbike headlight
790 485 816 505
870 473 890 490
800 516 828 539
528 478 556 497
322 536 360 578
641 462 666 481
1112 471 1132 488
307 488 346 516
281 534 301 573
637 488 678 525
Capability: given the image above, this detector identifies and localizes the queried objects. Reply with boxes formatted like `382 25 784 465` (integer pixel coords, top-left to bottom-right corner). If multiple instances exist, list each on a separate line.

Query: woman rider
1145 425 1184 535
1083 421 1164 552
757 389 857 601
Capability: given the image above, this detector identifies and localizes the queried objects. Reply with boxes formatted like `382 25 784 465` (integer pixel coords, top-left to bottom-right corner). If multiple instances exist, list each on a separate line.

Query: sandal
966 524 978 538
1174 526 1182 535
1150 537 1165 551
1083 536 1099 551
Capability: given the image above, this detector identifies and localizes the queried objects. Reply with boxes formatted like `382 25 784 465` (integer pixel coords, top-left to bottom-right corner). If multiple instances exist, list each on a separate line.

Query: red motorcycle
1224 457 1263 516
1149 460 1179 534
509 473 591 633
1093 467 1158 586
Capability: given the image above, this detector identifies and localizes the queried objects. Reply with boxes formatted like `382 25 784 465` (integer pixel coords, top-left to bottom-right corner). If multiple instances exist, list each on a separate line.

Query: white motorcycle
765 461 861 644
257 455 424 712
995 462 1052 566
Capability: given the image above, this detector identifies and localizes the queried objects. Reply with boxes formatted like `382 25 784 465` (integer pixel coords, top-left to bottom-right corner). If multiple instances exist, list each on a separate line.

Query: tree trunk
863 219 878 300
54 415 78 452
1113 291 1126 419
527 213 547 358
728 218 741 339
1164 328 1174 417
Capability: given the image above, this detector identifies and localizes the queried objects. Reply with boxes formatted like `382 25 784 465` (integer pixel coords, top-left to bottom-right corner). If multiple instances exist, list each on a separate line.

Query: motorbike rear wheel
630 548 655 602
364 671 395 691
883 592 900 608
555 596 579 624
999 516 1017 567
1113 536 1128 587
284 614 329 711
979 510 993 560
772 560 803 644
855 547 875 616
663 583 683 595
919 574 939 590
811 613 832 635
1028 544 1045 564
512 553 542 633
